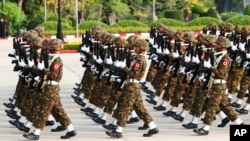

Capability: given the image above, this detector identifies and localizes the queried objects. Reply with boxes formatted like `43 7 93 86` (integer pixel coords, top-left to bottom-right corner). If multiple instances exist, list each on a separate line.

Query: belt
128 79 140 83
213 79 226 84
47 80 59 85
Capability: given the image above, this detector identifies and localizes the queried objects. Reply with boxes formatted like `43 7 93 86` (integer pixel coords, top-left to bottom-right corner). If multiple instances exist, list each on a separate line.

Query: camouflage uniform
32 40 72 130
202 37 239 126
115 54 153 127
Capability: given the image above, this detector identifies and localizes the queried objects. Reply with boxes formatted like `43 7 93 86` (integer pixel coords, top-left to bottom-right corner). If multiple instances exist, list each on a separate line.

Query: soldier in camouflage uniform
229 26 249 107
23 39 76 140
141 23 168 94
149 28 177 111
101 36 140 130
106 38 159 138
163 32 194 117
194 36 244 135
172 33 206 123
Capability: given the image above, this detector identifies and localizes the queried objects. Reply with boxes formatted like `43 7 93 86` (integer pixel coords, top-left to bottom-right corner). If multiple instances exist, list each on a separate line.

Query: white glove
18 59 26 67
152 44 158 49
114 60 120 67
96 57 103 64
119 60 126 68
184 55 191 63
105 56 113 65
172 51 179 58
28 59 34 67
163 48 170 55
186 71 193 77
179 67 186 75
81 45 90 53
156 47 162 54
17 70 23 77
192 55 200 64
236 56 242 63
37 61 45 70
80 54 87 61
246 53 250 59
239 42 245 51
231 44 238 51
34 76 41 82
230 41 234 47
101 69 110 77
203 59 211 68
149 53 157 59
110 75 120 82
92 55 97 61
15 55 19 60
148 37 154 45
243 62 250 69
169 65 175 71
199 73 206 82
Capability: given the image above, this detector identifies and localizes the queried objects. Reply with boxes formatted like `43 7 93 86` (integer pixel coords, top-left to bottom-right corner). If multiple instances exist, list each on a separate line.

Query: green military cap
216 36 230 48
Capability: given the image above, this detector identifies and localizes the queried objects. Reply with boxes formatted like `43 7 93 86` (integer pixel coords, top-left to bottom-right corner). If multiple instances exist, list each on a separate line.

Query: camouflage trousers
203 83 238 125
151 68 171 97
182 78 199 111
145 62 158 82
81 66 96 100
227 67 245 94
170 73 188 107
115 83 153 127
161 73 178 102
103 88 123 115
237 75 250 103
89 77 112 108
12 78 22 100
32 85 71 130
189 81 209 117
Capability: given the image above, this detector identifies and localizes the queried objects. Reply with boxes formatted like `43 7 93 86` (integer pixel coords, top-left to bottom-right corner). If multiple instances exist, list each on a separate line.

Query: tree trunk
17 0 24 8
109 12 116 26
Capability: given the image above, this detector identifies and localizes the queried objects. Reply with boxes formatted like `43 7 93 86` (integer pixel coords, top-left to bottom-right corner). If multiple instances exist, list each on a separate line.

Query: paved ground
0 39 249 141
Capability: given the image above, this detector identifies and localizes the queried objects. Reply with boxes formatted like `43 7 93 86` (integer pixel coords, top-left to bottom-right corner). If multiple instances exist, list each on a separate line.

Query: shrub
221 12 238 21
149 18 184 27
164 10 184 22
78 20 109 30
42 21 74 31
186 17 220 26
225 15 250 25
243 4 250 15
111 20 147 27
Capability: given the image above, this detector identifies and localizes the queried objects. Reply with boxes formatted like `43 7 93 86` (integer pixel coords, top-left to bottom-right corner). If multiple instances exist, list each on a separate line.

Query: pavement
0 38 249 141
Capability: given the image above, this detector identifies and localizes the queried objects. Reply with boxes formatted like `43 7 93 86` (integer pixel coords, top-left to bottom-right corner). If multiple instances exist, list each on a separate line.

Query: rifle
198 48 214 89
110 46 127 91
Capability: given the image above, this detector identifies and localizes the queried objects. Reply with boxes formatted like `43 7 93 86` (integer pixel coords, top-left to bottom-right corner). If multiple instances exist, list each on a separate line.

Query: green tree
0 1 27 35
243 4 250 15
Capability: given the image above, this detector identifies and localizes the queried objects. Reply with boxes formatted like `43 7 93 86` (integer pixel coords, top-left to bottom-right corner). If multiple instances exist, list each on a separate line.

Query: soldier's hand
18 59 26 67
28 59 34 67
239 42 245 51
172 51 179 58
37 62 45 70
203 59 211 68
191 55 200 64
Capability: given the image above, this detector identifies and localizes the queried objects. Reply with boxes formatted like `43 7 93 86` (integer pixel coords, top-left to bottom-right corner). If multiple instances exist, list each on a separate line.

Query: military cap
205 34 217 46
33 36 44 49
103 33 116 45
156 23 168 34
235 25 242 34
49 39 64 51
166 28 176 38
183 32 196 43
207 22 217 30
134 38 149 51
216 36 230 48
34 26 45 37
127 35 139 45
113 37 127 48
174 31 184 41
225 23 235 32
